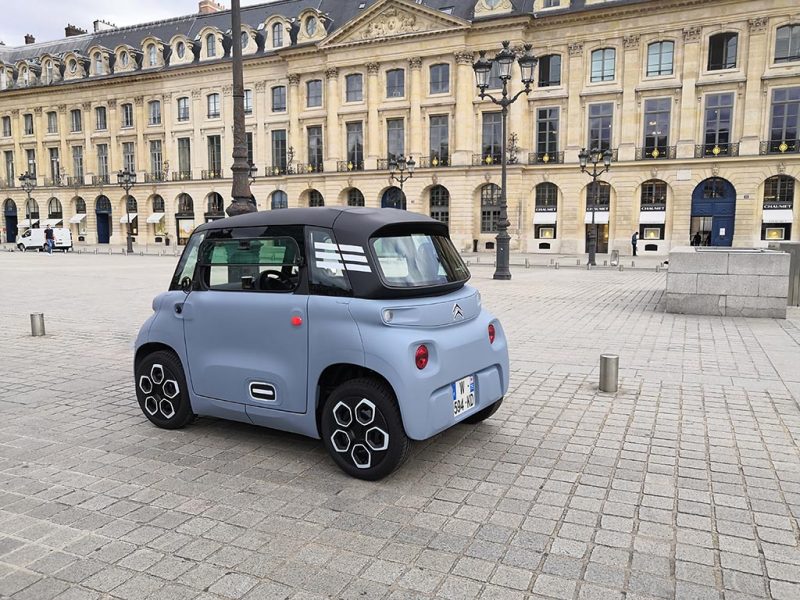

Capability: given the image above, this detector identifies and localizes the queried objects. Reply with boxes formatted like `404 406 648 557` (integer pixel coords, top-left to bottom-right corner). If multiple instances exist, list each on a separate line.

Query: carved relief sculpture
568 42 584 56
683 26 702 42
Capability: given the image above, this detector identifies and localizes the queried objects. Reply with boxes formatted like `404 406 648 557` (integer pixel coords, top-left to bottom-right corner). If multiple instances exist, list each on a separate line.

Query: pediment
321 0 468 49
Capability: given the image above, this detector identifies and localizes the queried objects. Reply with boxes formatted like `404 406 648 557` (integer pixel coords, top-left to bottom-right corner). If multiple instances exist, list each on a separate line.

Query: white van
17 228 73 252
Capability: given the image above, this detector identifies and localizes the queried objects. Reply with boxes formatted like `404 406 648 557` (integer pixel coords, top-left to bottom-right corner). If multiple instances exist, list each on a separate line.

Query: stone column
133 96 146 174
408 57 423 161
677 27 702 159
191 90 203 179
565 42 585 160
33 107 44 183
287 74 301 164
10 109 22 181
740 17 768 155
162 92 173 182
221 85 233 177
58 105 69 185
325 67 341 171
454 51 475 167
81 103 95 186
253 82 266 174
365 63 380 170
618 35 641 162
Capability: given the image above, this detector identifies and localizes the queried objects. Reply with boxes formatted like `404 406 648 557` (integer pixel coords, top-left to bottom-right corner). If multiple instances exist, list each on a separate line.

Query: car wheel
321 378 410 481
462 397 503 424
135 350 194 430
17 244 25 252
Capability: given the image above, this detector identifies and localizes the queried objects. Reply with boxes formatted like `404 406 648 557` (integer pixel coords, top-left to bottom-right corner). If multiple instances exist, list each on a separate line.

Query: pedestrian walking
44 225 55 254
631 231 638 257
692 231 701 246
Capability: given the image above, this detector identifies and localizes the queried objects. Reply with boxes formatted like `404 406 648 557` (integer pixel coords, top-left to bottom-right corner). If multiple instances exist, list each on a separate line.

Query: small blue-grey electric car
134 208 509 479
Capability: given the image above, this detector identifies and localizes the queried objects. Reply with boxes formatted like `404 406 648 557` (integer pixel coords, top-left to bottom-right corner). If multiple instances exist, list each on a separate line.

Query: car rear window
370 234 469 288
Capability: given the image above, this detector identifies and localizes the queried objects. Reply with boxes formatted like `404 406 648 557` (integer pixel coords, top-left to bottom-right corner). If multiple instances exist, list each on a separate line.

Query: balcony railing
145 172 167 183
418 155 451 168
43 177 65 187
265 165 288 177
337 160 364 172
760 140 799 155
92 174 110 185
695 143 739 158
67 176 84 187
377 159 390 170
201 169 223 180
528 151 564 165
172 170 192 181
472 154 503 166
294 162 324 174
636 146 677 160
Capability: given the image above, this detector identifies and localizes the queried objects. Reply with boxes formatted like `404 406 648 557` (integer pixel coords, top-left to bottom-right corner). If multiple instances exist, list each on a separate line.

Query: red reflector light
488 324 496 344
415 344 429 370
291 316 303 327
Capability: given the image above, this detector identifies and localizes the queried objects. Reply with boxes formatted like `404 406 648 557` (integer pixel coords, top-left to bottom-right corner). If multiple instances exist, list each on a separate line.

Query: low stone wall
666 247 790 318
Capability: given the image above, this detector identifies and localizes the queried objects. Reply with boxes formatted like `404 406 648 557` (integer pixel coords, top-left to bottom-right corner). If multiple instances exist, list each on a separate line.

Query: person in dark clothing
631 231 638 257
44 225 55 254
692 231 702 246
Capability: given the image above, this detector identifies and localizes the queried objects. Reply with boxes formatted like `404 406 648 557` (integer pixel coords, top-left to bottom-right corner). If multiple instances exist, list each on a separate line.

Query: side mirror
180 276 192 293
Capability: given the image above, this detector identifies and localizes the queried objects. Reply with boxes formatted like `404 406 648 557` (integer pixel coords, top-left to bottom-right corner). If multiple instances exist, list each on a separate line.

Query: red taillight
415 344 429 370
488 324 496 344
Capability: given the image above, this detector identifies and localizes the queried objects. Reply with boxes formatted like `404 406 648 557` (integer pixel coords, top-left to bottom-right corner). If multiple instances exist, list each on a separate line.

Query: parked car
134 208 509 480
17 227 73 252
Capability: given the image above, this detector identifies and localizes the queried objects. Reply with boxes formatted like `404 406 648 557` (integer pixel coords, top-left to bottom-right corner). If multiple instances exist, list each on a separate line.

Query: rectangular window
70 109 82 133
26 149 37 177
429 63 450 94
708 33 738 70
95 106 107 130
271 86 286 112
178 138 191 177
271 129 287 172
246 132 254 166
207 135 222 174
488 61 502 90
307 125 323 168
590 48 616 82
387 118 405 161
346 122 364 169
307 80 323 108
200 237 301 293
5 151 15 185
647 41 674 76
123 142 136 172
345 74 363 102
776 25 800 64
429 115 449 166
703 93 734 152
149 140 163 176
207 94 220 118
543 0 560 6
47 111 58 134
72 146 84 179
768 87 800 153
177 97 190 121
24 114 34 135
588 103 613 150
371 234 468 289
481 112 502 163
244 89 253 114
643 98 671 157
386 69 405 98
2 116 10 137
49 147 60 181
537 107 559 156
538 55 561 87
149 101 161 125
121 103 134 128
97 144 109 178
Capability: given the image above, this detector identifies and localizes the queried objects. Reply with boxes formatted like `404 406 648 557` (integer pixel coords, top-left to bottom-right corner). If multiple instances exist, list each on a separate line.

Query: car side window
170 232 205 290
308 228 353 296
198 236 301 292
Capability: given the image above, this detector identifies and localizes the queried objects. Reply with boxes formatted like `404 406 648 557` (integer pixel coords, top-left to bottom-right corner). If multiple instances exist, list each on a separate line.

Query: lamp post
578 147 612 267
473 41 537 280
19 171 36 230
117 168 136 254
226 0 256 217
388 154 415 209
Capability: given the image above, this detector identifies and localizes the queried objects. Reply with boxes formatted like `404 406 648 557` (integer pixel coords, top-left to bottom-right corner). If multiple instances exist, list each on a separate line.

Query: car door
181 233 309 414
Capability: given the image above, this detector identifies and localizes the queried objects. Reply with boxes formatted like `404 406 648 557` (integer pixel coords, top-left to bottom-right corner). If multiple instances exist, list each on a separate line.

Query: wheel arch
134 342 179 370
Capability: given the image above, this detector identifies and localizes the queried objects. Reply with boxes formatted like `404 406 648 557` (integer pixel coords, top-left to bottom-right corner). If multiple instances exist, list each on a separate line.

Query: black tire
462 397 503 424
135 350 194 430
321 378 410 481
17 244 25 252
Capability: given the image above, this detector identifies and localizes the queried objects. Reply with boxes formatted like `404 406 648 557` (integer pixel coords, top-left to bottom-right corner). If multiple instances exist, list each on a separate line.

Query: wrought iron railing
472 153 503 166
695 143 739 158
67 176 84 187
418 155 451 168
337 160 364 172
201 169 223 180
636 146 677 160
265 165 288 177
527 151 564 165
172 171 192 181
294 162 324 174
145 172 167 183
759 140 799 155
92 174 110 185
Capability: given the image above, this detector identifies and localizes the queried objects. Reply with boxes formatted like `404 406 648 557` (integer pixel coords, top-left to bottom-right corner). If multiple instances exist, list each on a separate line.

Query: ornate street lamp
473 41 537 280
19 171 36 230
388 154 415 209
117 168 137 254
578 147 612 267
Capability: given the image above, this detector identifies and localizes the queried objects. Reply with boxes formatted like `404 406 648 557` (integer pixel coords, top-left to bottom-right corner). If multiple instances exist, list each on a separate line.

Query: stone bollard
30 313 45 336
599 354 619 392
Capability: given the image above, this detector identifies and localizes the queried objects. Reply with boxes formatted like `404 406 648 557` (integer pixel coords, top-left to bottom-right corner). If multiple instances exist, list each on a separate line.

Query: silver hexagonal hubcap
351 443 372 469
144 396 158 416
331 429 351 453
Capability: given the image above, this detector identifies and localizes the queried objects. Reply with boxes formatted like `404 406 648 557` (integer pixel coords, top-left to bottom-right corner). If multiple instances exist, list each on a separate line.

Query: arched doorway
3 199 17 243
22 198 40 230
205 192 225 222
70 197 87 240
308 190 324 207
347 188 365 207
271 190 288 209
120 196 138 239
95 196 112 244
147 195 166 239
691 178 736 247
175 193 195 245
381 186 405 210
429 185 449 224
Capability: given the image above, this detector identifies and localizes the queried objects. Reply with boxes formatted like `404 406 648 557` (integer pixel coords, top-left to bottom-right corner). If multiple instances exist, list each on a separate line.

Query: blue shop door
711 216 734 247
97 214 110 244
5 215 17 243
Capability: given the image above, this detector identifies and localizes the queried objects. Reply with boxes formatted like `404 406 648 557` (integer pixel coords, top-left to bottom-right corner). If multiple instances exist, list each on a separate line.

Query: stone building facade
0 0 798 254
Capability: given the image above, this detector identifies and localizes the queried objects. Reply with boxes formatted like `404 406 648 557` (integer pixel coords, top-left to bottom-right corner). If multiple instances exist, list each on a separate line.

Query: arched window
647 41 674 76
207 93 220 118
95 196 111 213
75 198 86 213
640 180 667 206
207 192 224 214
347 188 365 207
126 196 137 213
429 186 449 224
590 48 615 82
272 23 284 48
148 44 158 66
177 193 193 214
148 100 161 125
94 53 104 75
535 183 558 210
480 184 501 232
48 198 63 218
271 190 288 209
3 199 17 214
708 32 738 70
586 181 611 208
206 33 217 57
45 62 54 84
381 187 405 209
776 25 800 63
241 31 249 49
152 195 164 212
762 175 795 241
176 41 186 59
309 190 324 207
22 68 30 86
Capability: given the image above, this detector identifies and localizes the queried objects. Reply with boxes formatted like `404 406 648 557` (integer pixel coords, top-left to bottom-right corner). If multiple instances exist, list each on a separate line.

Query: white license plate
452 375 476 418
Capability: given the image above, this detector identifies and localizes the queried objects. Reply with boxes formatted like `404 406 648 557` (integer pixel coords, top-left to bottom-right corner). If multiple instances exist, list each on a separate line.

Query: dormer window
241 31 248 49
272 23 283 48
177 41 186 59
148 45 158 67
94 53 104 75
22 68 29 86
45 62 54 84
69 59 78 74
306 17 318 36
206 34 217 57
120 51 129 67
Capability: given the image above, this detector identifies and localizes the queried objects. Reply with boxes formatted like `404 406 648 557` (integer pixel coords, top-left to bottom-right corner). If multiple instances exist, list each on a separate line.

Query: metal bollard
555 262 559 270
599 354 619 393
619 264 624 271
550 258 554 265
30 313 45 337
631 261 635 268
525 258 530 269
656 264 661 272
603 260 608 267
576 259 581 266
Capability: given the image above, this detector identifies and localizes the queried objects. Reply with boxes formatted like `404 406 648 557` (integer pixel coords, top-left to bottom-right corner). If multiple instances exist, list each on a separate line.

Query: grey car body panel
135 208 510 443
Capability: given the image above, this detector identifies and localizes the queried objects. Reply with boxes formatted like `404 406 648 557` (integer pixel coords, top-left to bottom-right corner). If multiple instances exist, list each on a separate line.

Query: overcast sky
0 0 270 47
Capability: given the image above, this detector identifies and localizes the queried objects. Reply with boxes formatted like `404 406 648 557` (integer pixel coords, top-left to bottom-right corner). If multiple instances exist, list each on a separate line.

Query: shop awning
19 219 38 228
639 210 666 224
69 213 87 224
146 213 165 224
584 211 609 225
762 209 794 224
120 213 138 224
534 211 558 225
43 219 62 227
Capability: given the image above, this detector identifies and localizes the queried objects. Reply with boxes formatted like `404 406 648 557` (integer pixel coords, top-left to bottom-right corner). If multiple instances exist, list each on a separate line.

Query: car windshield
370 233 469 288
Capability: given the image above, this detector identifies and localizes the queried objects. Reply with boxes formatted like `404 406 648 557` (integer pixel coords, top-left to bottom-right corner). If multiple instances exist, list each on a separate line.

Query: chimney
199 0 225 14
65 24 87 37
24 34 35 45
93 19 116 33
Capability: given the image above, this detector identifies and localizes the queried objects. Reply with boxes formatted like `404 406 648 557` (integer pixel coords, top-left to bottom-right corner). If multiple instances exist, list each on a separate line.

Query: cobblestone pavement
1 253 799 600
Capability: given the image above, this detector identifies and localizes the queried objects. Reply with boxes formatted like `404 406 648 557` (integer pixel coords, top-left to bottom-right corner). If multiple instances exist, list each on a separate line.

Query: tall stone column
33 107 44 182
221 85 233 177
162 92 173 182
619 35 641 162
287 74 301 167
408 57 423 161
134 96 146 174
325 67 341 171
677 26 702 159
565 42 585 159
740 17 768 155
454 51 475 167
10 109 22 181
253 82 266 174
191 90 203 178
58 105 69 185
365 63 380 170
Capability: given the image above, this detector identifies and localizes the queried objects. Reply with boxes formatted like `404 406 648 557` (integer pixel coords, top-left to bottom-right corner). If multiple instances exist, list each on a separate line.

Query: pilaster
677 27 701 158
408 57 423 160
325 67 341 169
365 63 380 170
740 18 769 155
454 51 475 166
619 35 641 161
